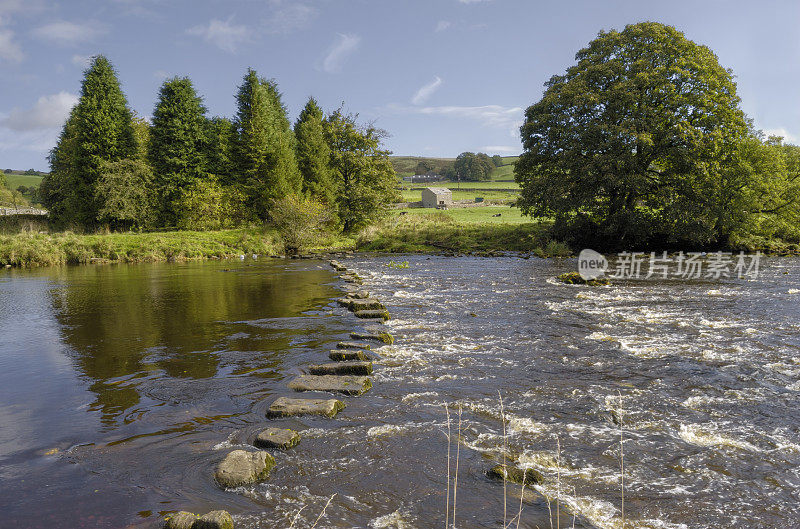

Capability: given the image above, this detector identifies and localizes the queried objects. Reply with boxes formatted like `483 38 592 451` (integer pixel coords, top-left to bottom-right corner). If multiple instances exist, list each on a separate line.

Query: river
0 255 797 528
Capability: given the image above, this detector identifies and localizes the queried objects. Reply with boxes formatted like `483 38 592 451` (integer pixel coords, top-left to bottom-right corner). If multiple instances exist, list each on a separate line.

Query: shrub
269 194 332 253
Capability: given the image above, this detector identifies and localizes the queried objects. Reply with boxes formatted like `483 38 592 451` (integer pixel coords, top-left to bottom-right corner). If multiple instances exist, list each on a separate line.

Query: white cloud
0 26 22 62
388 103 523 133
481 145 519 154
435 20 451 32
32 21 106 46
186 16 249 53
412 76 443 105
71 54 92 67
265 3 317 34
153 69 170 80
762 127 798 144
0 92 78 131
321 33 360 73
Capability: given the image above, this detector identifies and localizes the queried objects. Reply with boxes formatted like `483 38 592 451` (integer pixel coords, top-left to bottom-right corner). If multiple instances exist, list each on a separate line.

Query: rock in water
329 350 370 361
486 464 544 486
337 341 372 350
350 332 394 344
194 511 234 529
214 450 275 488
254 428 300 449
337 298 386 311
354 309 390 321
345 290 370 299
164 512 197 529
288 375 372 396
308 361 373 376
266 397 346 418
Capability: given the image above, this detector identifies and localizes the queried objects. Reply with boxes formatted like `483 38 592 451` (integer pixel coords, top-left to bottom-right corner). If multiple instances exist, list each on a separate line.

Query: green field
390 155 518 181
401 189 517 203
4 173 44 190
395 206 527 224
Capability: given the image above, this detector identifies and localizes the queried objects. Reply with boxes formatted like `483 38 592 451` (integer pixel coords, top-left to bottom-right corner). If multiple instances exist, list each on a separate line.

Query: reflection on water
1 255 799 529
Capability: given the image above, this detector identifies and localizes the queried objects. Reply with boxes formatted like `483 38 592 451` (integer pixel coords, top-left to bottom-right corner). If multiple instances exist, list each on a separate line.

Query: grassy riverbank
357 212 570 256
0 228 352 267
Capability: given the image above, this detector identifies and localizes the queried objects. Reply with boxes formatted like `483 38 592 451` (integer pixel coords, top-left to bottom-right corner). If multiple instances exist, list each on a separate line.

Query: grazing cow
492 213 501 217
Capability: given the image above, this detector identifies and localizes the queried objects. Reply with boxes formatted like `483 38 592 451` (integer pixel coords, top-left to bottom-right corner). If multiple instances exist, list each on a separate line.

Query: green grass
396 206 527 224
408 181 520 190
0 228 287 267
357 211 566 255
4 173 44 190
400 189 518 203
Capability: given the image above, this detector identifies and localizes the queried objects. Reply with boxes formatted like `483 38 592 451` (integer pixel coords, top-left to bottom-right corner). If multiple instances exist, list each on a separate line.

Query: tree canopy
325 109 398 232
514 22 793 249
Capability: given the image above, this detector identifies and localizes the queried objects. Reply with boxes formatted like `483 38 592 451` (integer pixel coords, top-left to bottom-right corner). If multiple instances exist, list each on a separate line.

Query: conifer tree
295 97 335 207
70 55 138 227
204 116 236 182
42 107 80 227
233 68 301 218
148 77 208 226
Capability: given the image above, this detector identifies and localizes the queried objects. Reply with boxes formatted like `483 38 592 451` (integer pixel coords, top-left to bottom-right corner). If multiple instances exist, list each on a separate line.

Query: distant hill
390 155 519 181
3 170 46 190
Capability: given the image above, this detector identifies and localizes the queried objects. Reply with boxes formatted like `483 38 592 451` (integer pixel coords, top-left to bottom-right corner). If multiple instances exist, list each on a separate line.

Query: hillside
390 155 519 181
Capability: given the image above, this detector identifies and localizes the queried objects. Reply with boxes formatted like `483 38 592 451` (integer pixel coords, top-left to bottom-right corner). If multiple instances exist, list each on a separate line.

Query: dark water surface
0 256 798 529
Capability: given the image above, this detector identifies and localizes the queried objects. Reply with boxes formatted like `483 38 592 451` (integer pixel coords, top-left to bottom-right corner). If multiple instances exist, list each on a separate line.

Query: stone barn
421 187 453 209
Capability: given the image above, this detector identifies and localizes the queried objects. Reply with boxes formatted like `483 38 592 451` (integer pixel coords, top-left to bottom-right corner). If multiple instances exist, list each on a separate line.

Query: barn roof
425 187 452 195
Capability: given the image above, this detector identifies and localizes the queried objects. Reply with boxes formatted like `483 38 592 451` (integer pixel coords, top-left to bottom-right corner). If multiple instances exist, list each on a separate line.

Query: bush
269 194 332 253
173 178 248 231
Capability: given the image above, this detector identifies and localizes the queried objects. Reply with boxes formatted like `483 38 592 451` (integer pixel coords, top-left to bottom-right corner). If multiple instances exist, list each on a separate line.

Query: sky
1 0 799 171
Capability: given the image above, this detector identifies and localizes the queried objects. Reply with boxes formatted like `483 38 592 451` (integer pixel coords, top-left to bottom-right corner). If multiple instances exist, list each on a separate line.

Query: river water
0 256 798 528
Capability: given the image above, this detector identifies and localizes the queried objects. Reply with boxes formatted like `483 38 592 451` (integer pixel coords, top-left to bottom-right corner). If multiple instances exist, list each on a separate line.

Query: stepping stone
329 350 370 361
308 361 373 376
266 396 345 418
486 464 544 486
164 512 197 529
345 290 370 299
254 427 300 449
329 260 347 271
354 309 390 321
214 450 275 488
345 298 386 312
341 273 362 284
288 375 372 396
195 511 235 529
350 332 394 345
337 341 372 350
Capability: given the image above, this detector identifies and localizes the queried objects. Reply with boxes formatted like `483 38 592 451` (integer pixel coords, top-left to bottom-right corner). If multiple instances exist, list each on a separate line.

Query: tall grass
0 228 287 267
357 214 567 255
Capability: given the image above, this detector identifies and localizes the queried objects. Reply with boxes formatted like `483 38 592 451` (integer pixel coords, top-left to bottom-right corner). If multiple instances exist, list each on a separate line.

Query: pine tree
233 68 301 218
204 116 236 183
70 55 138 228
148 77 209 226
42 107 81 227
295 97 335 207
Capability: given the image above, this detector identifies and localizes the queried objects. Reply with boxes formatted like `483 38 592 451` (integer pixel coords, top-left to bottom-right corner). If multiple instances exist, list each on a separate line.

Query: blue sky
1 0 798 171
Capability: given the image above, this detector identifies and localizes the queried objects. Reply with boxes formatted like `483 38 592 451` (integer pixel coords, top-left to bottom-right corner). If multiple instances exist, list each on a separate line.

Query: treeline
412 152 505 181
41 56 398 234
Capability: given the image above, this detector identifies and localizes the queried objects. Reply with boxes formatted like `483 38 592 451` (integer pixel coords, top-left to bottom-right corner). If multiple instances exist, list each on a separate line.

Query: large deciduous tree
515 22 753 249
148 77 209 226
233 69 301 218
295 97 335 206
324 109 398 232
